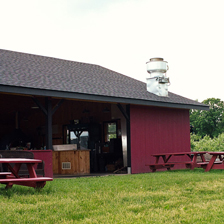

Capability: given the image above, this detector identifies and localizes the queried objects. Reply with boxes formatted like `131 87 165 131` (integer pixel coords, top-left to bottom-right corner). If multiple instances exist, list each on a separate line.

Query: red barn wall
32 150 53 178
130 105 191 174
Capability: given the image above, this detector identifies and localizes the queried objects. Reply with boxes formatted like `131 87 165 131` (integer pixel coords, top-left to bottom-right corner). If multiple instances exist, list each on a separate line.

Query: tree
190 98 224 138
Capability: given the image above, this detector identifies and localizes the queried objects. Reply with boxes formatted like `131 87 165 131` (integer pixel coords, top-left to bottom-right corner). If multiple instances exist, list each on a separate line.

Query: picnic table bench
146 151 208 172
0 172 12 178
0 177 53 188
0 158 53 188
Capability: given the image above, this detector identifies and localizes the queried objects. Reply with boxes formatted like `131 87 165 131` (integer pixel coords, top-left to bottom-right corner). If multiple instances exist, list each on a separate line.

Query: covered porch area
0 93 131 176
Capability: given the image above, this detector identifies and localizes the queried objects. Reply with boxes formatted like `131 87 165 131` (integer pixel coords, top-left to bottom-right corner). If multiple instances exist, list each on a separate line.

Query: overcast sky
0 0 223 103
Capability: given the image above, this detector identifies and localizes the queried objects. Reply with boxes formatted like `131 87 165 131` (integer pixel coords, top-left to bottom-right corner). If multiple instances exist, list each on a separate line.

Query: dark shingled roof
0 49 208 110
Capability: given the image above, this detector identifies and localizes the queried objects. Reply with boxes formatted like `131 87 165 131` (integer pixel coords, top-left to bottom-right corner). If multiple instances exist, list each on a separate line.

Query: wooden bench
147 162 193 172
0 177 53 188
0 150 44 176
198 161 222 169
0 172 12 178
196 162 209 166
147 163 175 172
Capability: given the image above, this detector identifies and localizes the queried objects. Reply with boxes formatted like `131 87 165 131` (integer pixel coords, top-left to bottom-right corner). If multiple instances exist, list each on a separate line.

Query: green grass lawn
1 169 224 223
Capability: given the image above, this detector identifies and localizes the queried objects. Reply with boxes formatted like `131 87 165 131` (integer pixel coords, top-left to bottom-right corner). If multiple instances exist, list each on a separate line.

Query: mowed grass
1 169 224 223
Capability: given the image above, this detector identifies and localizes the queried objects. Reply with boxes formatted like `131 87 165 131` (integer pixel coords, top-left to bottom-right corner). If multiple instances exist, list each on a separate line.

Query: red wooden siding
130 105 191 174
32 150 53 178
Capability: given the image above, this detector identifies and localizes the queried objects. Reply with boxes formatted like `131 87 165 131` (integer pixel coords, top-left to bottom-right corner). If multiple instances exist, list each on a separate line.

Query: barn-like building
0 49 208 176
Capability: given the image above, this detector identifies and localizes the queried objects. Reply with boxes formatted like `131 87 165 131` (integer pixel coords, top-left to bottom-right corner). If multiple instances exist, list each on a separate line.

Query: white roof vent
146 58 170 97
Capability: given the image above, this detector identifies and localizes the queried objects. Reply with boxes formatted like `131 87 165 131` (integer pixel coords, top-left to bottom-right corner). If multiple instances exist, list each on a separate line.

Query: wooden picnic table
202 152 224 172
0 158 53 188
146 151 208 172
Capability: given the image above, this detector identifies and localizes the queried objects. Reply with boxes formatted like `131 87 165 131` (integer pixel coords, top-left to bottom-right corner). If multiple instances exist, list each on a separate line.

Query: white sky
0 0 224 103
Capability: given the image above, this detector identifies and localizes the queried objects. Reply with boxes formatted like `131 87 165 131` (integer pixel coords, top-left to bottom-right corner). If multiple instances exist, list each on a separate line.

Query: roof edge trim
0 85 209 111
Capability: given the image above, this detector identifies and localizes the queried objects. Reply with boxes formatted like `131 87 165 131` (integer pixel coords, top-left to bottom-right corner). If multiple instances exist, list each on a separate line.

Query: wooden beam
117 103 130 121
52 99 64 115
32 97 47 115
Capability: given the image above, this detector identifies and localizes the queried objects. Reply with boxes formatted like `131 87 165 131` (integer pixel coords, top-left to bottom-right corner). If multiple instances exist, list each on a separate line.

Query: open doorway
94 120 123 172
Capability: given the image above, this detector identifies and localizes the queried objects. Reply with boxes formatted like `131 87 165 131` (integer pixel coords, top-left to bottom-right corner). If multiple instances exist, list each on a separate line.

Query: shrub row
191 133 224 152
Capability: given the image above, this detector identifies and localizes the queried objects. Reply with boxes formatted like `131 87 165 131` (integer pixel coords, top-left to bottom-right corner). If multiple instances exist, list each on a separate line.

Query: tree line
190 98 224 151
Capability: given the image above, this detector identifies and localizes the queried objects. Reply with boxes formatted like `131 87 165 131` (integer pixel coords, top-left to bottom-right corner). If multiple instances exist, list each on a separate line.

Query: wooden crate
53 150 90 175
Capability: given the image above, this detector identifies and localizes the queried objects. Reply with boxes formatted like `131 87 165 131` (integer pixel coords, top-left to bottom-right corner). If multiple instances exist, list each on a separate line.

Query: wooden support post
32 97 64 150
117 103 131 174
45 97 53 150
126 104 131 174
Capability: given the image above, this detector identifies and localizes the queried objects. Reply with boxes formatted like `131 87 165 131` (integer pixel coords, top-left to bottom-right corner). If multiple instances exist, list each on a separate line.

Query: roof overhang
0 85 209 111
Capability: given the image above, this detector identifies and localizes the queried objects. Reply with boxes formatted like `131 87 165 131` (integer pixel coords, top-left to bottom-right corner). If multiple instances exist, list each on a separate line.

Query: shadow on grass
170 168 224 174
0 183 55 198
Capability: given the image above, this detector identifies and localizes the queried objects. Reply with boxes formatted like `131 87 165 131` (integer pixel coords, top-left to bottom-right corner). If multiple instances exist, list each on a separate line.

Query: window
104 122 117 142
69 131 89 149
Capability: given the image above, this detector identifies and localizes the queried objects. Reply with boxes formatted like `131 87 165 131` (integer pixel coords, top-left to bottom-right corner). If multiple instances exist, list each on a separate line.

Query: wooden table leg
200 154 206 162
6 163 21 178
36 181 46 188
26 164 37 178
205 155 217 172
5 183 13 189
164 155 172 163
191 154 198 169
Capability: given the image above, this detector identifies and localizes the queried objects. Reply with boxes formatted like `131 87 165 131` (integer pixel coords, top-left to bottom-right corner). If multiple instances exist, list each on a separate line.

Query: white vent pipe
146 58 170 97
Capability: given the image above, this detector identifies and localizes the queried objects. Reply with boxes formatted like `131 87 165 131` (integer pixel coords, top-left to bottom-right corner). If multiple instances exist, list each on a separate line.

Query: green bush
191 133 224 152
